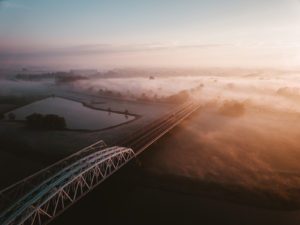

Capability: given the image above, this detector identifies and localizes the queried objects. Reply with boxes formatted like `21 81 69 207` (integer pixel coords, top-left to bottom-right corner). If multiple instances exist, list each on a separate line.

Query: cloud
0 43 229 60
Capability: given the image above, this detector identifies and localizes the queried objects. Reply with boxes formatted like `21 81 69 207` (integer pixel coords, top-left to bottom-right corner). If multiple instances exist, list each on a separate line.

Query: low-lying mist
0 79 54 97
72 70 300 113
3 69 300 206
127 71 300 207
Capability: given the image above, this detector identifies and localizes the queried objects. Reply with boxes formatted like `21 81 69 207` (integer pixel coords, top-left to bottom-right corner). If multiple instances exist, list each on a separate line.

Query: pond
4 97 135 130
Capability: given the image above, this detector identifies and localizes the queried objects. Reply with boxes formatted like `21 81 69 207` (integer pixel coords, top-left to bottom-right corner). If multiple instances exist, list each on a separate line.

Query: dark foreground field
53 108 300 225
52 147 300 225
0 91 171 189
3 79 300 225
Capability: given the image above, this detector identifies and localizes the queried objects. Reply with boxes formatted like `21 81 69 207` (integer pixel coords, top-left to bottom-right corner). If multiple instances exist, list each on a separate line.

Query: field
2 71 300 225
0 79 173 189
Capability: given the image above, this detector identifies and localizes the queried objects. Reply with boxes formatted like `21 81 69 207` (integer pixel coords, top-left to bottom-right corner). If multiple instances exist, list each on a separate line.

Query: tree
26 113 66 130
164 90 190 104
8 113 16 121
218 100 245 117
107 107 112 116
43 114 66 130
26 113 44 128
139 93 149 101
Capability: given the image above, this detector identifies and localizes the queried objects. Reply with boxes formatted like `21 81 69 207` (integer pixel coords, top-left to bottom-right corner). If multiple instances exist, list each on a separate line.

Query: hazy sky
0 0 300 69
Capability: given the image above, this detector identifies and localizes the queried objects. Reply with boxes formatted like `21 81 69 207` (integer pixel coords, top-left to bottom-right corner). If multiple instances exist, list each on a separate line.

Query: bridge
0 101 201 225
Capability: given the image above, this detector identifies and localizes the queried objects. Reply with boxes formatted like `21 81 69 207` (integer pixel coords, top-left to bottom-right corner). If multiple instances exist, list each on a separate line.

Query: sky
0 0 300 69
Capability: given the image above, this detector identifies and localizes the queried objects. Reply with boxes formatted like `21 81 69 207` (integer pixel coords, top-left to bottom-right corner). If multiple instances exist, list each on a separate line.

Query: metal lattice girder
0 100 202 225
0 140 106 214
0 144 135 225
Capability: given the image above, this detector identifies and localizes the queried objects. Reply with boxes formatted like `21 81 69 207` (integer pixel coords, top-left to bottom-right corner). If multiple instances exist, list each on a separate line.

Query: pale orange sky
0 0 300 69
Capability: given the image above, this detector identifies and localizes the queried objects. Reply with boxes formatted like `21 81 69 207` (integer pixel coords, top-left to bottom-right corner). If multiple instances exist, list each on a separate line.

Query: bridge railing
118 101 194 147
132 102 201 154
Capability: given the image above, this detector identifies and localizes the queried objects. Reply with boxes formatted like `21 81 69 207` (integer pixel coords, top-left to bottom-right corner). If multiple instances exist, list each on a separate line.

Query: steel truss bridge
0 101 201 225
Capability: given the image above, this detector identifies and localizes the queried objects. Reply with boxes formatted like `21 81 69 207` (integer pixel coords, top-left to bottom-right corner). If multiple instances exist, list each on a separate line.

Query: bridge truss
0 100 202 225
0 141 135 225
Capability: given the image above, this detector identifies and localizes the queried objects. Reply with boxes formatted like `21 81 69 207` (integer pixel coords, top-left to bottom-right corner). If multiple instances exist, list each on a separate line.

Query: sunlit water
5 97 135 130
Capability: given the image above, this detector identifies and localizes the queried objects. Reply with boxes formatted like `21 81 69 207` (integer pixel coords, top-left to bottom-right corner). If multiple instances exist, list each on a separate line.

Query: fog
132 71 300 205
0 79 54 97
3 70 300 204
76 76 204 98
68 70 300 204
73 70 300 113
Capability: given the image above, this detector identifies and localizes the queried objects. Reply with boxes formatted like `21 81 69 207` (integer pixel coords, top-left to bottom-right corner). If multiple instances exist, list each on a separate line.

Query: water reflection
5 97 135 130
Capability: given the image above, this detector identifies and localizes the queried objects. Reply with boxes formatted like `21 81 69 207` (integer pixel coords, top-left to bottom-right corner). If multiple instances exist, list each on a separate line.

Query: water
5 97 135 130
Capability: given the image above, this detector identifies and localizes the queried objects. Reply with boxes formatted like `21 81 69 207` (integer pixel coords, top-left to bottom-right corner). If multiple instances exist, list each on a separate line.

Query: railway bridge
0 101 201 225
